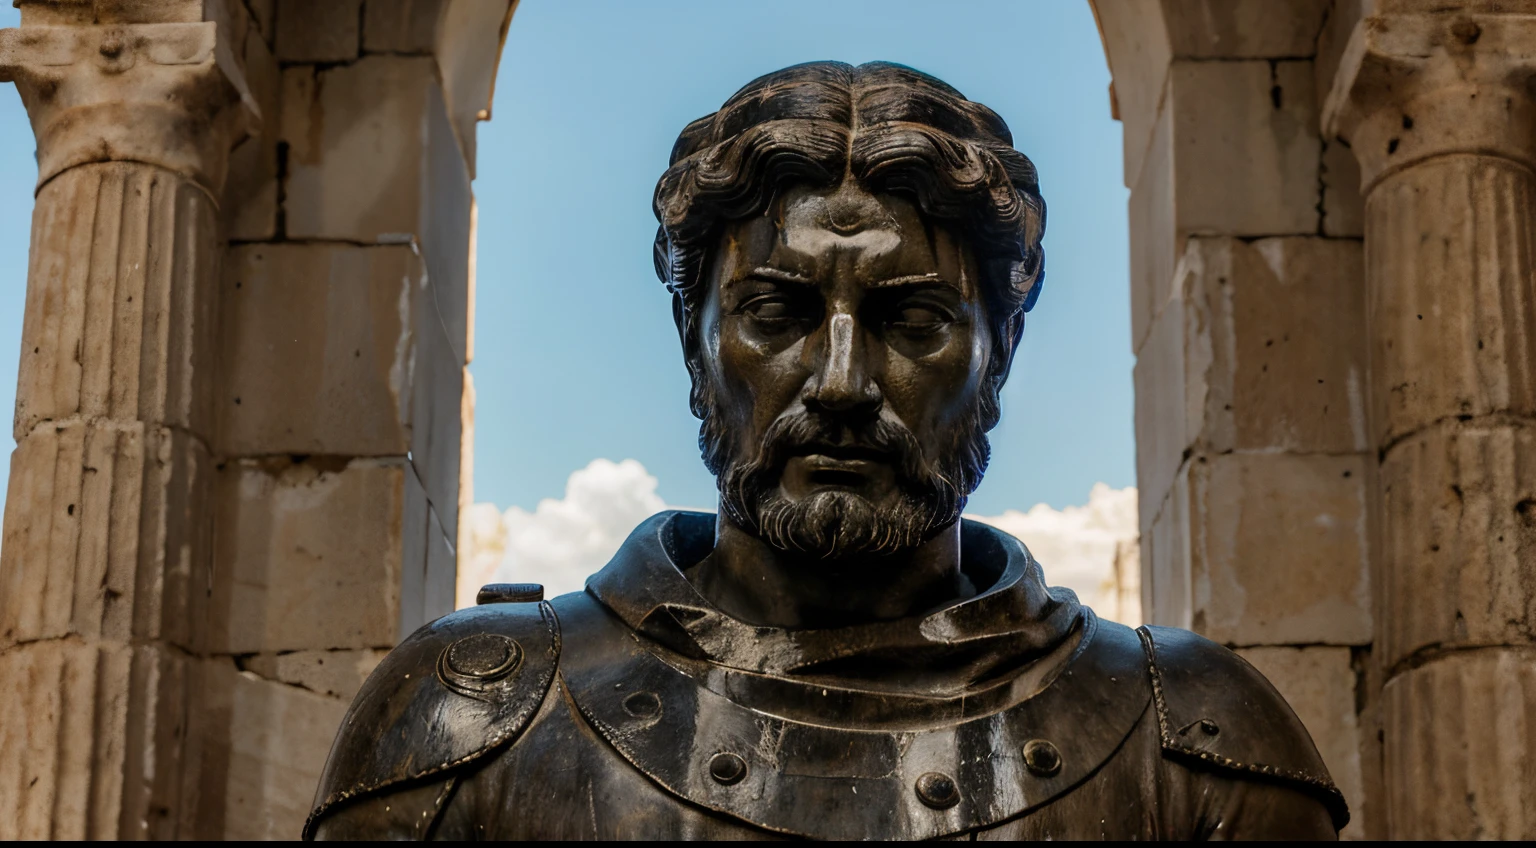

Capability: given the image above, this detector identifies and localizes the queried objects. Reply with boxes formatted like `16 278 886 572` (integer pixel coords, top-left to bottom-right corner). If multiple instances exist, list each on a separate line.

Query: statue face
697 180 996 559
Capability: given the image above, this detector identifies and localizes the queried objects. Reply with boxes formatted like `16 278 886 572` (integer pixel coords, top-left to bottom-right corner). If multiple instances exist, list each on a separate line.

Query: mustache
753 411 928 482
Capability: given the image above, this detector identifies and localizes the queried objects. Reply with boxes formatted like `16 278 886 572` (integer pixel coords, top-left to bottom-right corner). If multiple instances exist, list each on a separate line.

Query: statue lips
785 443 896 489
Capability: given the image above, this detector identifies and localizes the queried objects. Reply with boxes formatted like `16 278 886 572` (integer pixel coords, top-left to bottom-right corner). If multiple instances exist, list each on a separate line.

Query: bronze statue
304 62 1347 840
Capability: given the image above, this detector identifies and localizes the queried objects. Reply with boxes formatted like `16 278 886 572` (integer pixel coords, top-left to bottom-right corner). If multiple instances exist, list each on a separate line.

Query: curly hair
652 61 1047 423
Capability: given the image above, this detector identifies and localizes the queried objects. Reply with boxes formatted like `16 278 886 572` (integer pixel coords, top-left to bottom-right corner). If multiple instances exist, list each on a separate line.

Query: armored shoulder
1137 624 1349 831
303 600 561 839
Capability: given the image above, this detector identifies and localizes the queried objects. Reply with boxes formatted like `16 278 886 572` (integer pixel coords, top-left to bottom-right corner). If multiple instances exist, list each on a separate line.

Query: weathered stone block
1196 236 1368 454
282 55 436 238
0 422 211 652
1321 140 1364 237
1238 646 1366 838
1133 268 1190 514
222 20 280 241
15 164 219 441
0 639 114 839
1092 0 1173 191
1313 0 1367 119
1161 0 1331 59
1378 424 1536 667
0 641 190 839
1142 464 1192 630
281 55 473 362
19 0 207 24
1190 452 1372 646
208 458 417 653
1129 63 1330 353
362 0 441 53
425 500 457 625
1383 650 1536 839
193 659 350 840
274 0 361 62
421 75 473 359
1135 237 1368 520
240 649 387 702
217 243 422 457
1365 157 1536 446
432 0 515 175
410 299 463 548
245 0 275 45
1130 97 1177 354
398 462 432 639
1169 59 1322 237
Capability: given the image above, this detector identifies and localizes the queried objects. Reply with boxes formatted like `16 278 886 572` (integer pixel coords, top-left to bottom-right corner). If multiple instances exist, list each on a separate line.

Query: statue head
653 61 1046 561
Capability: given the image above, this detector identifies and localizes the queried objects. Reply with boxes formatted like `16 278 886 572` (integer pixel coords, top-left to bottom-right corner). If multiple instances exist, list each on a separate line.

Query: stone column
0 10 254 841
1323 8 1536 840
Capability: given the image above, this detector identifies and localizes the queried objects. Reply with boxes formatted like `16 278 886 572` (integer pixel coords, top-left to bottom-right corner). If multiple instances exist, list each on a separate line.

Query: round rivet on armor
914 772 960 809
1023 739 1062 778
622 691 661 719
1199 719 1220 736
708 752 747 785
444 633 521 680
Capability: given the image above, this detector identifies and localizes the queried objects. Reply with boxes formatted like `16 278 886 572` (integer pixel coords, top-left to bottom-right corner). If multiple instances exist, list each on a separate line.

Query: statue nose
806 312 882 416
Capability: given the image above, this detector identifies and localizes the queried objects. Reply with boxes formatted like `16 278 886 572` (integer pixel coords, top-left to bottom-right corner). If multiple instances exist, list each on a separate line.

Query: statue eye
741 295 803 327
890 304 947 331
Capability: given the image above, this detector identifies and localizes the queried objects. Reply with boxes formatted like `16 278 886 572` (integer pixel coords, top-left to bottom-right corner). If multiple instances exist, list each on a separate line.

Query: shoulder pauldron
302 601 561 838
1137 625 1350 830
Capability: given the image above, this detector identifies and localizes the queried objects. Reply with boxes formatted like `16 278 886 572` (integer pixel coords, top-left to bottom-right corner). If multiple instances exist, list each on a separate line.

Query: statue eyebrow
866 273 955 290
743 269 953 291
743 267 817 287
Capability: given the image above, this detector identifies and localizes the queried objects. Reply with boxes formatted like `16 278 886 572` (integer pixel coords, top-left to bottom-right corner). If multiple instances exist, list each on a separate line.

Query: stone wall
1098 0 1536 839
1092 0 1375 837
0 0 512 838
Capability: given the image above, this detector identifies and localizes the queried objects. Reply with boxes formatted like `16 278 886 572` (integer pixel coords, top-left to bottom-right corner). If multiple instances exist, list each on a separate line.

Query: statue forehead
723 182 969 284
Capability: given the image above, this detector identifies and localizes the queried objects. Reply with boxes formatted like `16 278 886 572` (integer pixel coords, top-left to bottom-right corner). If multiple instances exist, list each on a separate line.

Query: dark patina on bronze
306 61 1348 841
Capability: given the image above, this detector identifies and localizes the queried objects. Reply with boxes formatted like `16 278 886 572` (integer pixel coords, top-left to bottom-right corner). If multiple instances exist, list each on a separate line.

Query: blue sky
474 0 1132 514
0 1 1131 524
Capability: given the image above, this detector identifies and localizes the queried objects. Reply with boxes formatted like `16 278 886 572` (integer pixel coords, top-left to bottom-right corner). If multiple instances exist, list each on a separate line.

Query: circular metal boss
622 691 662 719
1022 739 1063 778
914 771 960 809
708 752 748 786
444 633 522 681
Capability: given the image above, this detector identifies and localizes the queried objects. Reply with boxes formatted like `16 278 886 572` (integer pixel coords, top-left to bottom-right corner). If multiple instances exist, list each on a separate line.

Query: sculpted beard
700 391 995 561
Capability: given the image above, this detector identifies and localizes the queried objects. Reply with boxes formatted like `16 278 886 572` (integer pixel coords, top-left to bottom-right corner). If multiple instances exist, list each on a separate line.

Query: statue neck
687 511 975 629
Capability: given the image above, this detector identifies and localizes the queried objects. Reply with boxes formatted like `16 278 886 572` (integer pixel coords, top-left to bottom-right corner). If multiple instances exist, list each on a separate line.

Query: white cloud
463 459 667 602
966 482 1141 625
459 461 1140 626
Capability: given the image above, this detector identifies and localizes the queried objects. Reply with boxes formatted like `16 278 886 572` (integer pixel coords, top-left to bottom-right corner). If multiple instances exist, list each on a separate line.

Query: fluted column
0 15 253 840
1323 9 1536 839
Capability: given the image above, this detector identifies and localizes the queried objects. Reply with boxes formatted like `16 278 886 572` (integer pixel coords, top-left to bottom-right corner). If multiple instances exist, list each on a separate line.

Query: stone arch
0 0 1532 839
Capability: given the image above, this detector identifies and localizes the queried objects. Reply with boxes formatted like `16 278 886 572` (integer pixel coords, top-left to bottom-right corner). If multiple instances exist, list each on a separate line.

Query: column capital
0 21 258 197
1321 11 1536 190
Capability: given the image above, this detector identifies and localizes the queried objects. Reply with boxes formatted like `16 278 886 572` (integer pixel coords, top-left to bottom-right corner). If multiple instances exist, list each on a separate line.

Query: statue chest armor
443 593 1157 841
306 516 1344 840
